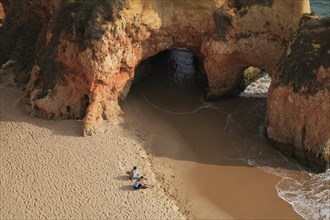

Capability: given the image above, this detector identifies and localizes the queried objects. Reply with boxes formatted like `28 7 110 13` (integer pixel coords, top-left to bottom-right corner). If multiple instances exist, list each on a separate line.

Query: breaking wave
223 103 330 220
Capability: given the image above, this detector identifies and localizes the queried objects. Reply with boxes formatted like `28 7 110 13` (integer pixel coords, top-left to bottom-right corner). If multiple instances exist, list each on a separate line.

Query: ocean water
310 0 330 17
249 2 330 218
133 83 329 220
221 99 330 220
220 4 330 217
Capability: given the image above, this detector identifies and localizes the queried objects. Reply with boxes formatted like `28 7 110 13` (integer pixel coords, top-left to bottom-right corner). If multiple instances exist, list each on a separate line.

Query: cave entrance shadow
119 48 301 172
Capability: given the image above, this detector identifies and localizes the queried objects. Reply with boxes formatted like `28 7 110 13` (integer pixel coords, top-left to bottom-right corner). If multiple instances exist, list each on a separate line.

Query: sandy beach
1 82 305 220
0 88 184 219
1 84 302 219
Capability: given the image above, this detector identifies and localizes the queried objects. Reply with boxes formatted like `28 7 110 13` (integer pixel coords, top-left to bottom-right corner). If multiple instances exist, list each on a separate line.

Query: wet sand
122 82 303 219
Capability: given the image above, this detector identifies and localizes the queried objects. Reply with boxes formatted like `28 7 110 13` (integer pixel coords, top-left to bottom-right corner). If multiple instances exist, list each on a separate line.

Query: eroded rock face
0 3 5 25
266 16 330 172
0 0 310 135
0 0 59 87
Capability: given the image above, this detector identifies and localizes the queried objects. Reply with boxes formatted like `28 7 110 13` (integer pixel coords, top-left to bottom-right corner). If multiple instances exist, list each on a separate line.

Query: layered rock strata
0 0 310 133
2 1 328 172
266 16 330 172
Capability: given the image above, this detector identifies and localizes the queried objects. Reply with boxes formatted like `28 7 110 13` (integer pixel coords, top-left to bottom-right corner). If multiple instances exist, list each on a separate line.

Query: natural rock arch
2 0 329 172
21 0 309 134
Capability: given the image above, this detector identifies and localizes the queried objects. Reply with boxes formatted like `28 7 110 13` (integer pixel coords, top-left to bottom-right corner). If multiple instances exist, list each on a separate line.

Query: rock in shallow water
266 15 330 172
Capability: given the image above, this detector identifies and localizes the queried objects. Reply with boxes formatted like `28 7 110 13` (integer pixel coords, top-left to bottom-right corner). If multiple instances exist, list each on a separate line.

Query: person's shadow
119 185 135 191
114 175 129 181
115 175 135 191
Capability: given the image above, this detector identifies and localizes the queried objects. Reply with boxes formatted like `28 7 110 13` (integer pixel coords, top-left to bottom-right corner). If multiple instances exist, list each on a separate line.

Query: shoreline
128 119 303 220
121 83 303 220
1 84 304 220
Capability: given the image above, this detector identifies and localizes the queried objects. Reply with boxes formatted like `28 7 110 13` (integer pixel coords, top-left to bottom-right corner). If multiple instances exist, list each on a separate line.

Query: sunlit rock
0 0 310 134
266 15 330 172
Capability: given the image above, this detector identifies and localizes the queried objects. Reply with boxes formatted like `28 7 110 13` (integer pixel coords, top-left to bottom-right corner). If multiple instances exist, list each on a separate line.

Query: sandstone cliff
266 16 330 172
2 0 328 172
1 0 309 133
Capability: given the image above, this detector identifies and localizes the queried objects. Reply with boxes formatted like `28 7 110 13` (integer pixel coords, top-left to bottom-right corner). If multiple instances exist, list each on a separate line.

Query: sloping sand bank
0 88 184 219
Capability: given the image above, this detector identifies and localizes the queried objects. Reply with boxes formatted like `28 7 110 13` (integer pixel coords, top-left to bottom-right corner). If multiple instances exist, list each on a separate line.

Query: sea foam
223 110 330 220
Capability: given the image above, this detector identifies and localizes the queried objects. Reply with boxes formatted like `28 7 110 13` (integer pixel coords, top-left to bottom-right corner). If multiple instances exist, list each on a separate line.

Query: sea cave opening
120 47 272 163
121 48 209 114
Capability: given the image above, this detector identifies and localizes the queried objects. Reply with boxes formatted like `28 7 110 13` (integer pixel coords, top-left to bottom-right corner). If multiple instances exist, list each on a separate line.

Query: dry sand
0 88 184 219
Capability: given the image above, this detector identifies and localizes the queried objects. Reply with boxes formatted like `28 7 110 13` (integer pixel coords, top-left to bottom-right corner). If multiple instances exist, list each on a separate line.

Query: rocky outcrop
266 16 330 172
0 0 58 87
0 0 310 134
4 0 328 172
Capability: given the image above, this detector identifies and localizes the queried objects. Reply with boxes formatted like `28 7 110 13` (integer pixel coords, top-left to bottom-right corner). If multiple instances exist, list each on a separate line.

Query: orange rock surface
2 1 328 171
266 16 330 172
11 0 309 134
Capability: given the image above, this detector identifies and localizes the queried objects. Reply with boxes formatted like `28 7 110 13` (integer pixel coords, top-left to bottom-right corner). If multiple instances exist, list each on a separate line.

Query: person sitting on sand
133 176 153 190
128 166 140 180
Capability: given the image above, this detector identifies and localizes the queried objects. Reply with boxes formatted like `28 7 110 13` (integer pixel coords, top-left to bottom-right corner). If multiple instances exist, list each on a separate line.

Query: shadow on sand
114 175 130 181
119 185 135 192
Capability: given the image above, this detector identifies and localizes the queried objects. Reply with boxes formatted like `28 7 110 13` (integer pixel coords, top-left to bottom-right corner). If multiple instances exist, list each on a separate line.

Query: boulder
266 16 330 172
